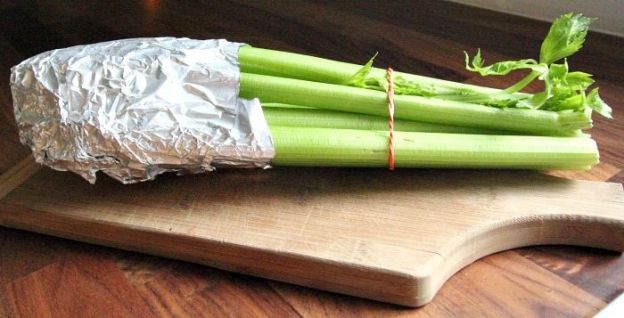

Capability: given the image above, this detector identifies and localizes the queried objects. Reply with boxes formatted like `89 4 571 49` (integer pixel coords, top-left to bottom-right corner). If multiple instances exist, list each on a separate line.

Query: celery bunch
238 13 609 170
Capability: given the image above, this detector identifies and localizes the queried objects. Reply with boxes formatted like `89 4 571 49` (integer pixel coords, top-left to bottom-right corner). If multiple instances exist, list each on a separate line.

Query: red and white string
386 67 395 171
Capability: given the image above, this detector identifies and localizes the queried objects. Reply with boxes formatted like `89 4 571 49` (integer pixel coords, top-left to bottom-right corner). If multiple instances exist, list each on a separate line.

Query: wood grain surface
1 0 623 316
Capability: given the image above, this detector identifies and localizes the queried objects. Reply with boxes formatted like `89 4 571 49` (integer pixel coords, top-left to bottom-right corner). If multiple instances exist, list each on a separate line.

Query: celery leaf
464 49 541 76
586 88 612 118
345 53 378 87
539 13 594 64
346 53 437 97
463 13 611 119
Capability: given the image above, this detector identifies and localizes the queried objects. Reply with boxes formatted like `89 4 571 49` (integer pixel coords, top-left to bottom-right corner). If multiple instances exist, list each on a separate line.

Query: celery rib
270 127 598 170
241 73 590 136
262 105 508 135
239 46 528 98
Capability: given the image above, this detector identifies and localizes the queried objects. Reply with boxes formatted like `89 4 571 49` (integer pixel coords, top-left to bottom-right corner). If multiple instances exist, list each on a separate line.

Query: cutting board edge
0 156 41 200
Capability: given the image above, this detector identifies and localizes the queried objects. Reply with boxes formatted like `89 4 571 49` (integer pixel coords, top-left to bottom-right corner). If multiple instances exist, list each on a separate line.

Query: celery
270 127 598 170
263 104 514 135
238 46 525 100
238 12 607 171
464 13 611 117
241 73 589 136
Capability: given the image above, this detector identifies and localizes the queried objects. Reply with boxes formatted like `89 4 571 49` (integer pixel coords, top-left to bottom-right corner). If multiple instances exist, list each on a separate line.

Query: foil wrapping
11 38 275 184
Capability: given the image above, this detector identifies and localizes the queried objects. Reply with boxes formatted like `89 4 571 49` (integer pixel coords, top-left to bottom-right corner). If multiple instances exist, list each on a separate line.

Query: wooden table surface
1 1 623 317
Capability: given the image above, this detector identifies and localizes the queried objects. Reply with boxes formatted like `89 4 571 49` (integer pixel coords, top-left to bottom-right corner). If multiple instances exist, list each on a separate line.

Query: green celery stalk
241 73 590 136
238 46 526 98
263 104 512 135
270 127 598 170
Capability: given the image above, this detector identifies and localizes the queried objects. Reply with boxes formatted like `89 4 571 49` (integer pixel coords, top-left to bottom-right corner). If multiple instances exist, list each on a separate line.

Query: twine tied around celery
386 67 396 171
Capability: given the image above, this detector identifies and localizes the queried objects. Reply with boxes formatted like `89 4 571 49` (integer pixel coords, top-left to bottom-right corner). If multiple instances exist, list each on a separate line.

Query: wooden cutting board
1 157 623 307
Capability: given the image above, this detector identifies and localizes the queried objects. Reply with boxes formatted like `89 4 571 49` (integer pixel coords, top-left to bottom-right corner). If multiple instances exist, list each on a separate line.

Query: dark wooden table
1 1 623 316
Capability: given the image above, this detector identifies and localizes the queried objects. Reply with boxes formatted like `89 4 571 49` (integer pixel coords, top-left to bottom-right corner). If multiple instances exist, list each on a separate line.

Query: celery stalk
270 127 598 170
241 73 589 136
262 104 511 135
239 46 524 98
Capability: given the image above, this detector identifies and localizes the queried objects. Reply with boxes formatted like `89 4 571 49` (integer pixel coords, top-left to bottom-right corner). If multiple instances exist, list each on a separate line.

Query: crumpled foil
10 38 275 184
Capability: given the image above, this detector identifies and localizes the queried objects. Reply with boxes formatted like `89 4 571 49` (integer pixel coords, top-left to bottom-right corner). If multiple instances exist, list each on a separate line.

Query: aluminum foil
10 38 275 184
